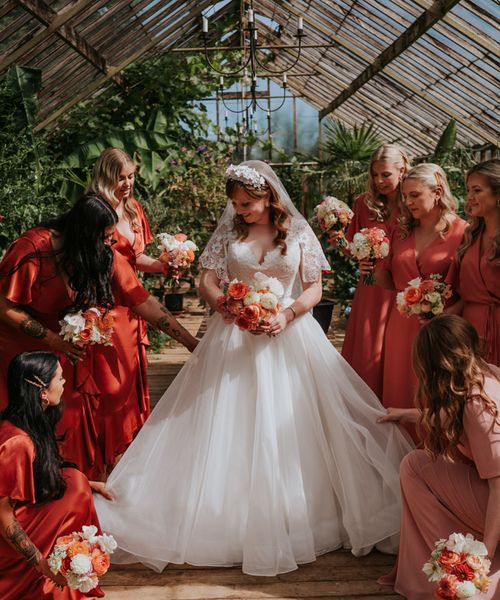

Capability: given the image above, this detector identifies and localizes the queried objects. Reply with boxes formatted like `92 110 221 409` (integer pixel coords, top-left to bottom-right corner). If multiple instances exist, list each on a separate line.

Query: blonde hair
457 158 500 265
88 148 141 232
365 143 410 222
413 314 499 461
399 163 457 239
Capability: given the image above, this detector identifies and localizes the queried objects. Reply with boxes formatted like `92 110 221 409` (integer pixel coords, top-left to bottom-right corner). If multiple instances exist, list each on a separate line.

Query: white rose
65 572 82 590
431 301 444 315
446 532 466 553
253 273 283 297
48 554 62 575
260 293 278 311
462 535 488 557
379 241 390 257
70 554 92 576
410 304 422 315
422 560 444 582
424 291 441 304
76 575 99 593
90 328 101 343
184 240 198 251
243 291 261 306
97 533 117 554
456 581 478 598
64 314 86 329
81 525 99 542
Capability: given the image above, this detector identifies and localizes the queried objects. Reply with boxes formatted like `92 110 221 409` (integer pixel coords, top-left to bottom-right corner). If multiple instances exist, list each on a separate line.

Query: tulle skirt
94 311 413 576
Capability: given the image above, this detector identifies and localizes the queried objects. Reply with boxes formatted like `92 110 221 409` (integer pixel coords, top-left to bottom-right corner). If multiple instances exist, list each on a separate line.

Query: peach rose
67 541 91 558
59 556 72 575
439 549 464 569
56 534 77 546
174 233 187 241
226 298 244 316
404 286 422 305
242 305 260 322
91 552 110 576
228 282 250 300
235 315 256 331
419 280 435 294
186 248 195 262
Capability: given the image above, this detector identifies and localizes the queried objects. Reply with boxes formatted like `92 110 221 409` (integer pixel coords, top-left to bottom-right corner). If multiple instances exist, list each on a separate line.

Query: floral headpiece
225 164 266 190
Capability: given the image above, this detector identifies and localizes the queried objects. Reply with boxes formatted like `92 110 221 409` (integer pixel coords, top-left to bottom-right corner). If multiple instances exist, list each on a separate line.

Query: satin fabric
0 421 104 600
0 228 150 477
93 199 154 465
379 367 500 599
342 194 400 399
381 217 468 440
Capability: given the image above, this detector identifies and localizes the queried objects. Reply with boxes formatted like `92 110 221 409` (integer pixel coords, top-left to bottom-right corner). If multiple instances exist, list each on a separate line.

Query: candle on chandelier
219 76 224 88
202 16 208 33
248 9 254 23
298 16 303 31
224 110 228 120
282 73 287 86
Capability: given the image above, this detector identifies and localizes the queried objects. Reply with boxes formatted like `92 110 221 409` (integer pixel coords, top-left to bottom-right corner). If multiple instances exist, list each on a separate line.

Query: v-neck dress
381 217 467 438
0 227 149 478
341 193 400 399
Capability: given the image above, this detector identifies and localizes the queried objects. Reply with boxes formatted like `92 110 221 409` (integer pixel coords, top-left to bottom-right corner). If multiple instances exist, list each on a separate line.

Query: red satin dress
0 228 150 478
382 217 468 439
0 421 104 600
341 194 400 399
449 233 499 366
93 199 154 465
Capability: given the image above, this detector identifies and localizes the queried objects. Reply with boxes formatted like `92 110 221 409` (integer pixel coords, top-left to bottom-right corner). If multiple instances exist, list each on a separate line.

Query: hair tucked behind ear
2 352 67 503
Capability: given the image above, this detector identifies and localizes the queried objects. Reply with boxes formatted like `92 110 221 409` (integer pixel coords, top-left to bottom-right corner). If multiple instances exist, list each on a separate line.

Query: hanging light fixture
202 1 305 115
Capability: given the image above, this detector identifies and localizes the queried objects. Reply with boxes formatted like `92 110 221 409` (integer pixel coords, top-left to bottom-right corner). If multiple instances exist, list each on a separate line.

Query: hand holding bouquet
314 196 353 250
48 525 117 593
349 227 390 284
217 272 283 332
396 274 453 320
157 233 198 286
59 308 113 346
423 533 490 598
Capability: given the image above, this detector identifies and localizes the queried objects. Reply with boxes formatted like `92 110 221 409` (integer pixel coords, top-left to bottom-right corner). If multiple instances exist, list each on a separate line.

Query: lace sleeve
199 222 235 281
294 220 331 283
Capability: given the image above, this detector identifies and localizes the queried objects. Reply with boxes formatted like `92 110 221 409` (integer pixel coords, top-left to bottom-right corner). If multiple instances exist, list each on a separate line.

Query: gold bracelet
287 305 297 321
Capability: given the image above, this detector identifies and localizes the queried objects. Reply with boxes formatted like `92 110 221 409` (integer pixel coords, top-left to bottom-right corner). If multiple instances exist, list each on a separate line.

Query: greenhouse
0 1 499 599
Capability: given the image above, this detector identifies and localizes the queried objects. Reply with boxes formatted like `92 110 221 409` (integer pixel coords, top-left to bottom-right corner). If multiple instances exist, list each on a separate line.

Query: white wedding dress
94 217 413 576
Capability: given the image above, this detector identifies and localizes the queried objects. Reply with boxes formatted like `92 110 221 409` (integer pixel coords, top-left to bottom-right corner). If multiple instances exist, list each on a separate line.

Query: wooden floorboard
101 301 402 599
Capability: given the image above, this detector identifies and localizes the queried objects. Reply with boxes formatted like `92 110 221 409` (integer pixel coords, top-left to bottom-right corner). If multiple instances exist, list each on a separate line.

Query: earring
41 397 49 409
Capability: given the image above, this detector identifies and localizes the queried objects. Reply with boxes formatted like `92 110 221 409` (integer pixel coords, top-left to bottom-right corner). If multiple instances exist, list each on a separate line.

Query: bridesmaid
0 194 198 478
342 144 410 398
0 351 110 600
449 158 500 365
376 164 467 440
88 148 166 470
378 315 500 600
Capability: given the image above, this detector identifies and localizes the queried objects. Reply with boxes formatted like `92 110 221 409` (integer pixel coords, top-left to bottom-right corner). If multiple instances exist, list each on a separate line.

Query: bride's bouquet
423 533 491 598
396 274 453 320
313 196 353 250
217 272 284 332
157 232 198 287
48 525 117 593
349 227 390 284
59 308 113 346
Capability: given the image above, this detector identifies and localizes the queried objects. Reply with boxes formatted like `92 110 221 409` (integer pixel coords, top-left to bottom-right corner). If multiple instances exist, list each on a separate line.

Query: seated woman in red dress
378 315 500 599
0 194 198 478
0 351 112 600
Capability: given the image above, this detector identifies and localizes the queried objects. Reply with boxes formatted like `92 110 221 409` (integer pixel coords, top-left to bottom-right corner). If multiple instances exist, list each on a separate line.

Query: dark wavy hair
1 352 67 503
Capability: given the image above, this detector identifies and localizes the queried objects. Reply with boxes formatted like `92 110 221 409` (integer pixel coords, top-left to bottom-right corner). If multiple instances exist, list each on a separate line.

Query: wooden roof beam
319 0 461 119
11 0 123 86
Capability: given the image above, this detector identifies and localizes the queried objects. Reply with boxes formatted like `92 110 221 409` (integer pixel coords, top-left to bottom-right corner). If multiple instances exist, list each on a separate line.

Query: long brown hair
412 314 499 461
366 143 410 222
457 158 500 266
225 178 289 255
88 148 141 232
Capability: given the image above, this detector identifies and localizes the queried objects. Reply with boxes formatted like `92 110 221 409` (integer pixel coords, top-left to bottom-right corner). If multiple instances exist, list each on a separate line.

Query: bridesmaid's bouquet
157 232 198 287
59 308 114 346
217 272 283 332
313 196 353 250
396 274 453 319
423 533 491 598
349 227 390 284
48 525 117 593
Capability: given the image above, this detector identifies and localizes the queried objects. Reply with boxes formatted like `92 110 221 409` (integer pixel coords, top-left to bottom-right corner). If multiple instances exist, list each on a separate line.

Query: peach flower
235 315 256 331
91 552 110 576
67 541 91 558
242 305 260 322
79 328 92 342
439 549 464 569
174 233 187 241
404 287 423 305
419 280 435 294
226 298 244 316
228 282 250 300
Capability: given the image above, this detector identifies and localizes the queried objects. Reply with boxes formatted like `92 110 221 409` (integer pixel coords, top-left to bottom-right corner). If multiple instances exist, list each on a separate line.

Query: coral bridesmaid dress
0 421 104 600
341 194 399 399
93 199 154 465
0 228 149 478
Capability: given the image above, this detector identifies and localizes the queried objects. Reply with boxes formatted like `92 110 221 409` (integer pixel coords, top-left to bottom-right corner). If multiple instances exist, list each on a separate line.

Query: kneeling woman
0 352 110 600
379 315 500 599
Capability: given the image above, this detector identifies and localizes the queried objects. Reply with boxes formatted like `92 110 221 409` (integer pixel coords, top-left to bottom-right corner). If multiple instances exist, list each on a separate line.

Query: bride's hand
89 481 114 500
266 313 288 336
377 407 420 425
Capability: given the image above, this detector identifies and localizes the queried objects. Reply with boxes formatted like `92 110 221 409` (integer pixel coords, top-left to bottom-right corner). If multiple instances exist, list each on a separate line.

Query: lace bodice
200 218 330 300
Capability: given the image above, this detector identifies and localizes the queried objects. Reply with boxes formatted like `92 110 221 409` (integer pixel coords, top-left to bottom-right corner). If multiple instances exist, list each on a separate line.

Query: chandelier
202 2 305 115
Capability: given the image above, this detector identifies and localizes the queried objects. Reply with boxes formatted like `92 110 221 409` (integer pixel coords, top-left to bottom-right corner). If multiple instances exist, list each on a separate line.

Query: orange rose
438 549 463 569
79 328 92 342
235 315 256 331
91 552 110 576
419 280 434 294
226 298 244 316
404 287 422 305
242 305 260 322
59 557 72 575
67 541 91 558
186 248 195 262
227 282 250 300
56 535 76 546
174 233 187 241
100 315 114 329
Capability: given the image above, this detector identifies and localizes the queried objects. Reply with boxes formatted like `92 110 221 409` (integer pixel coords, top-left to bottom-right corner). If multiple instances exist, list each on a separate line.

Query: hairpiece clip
225 164 266 190
24 375 47 389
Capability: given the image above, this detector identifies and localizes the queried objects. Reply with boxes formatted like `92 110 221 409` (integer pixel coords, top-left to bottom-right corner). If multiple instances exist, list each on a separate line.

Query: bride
94 160 413 576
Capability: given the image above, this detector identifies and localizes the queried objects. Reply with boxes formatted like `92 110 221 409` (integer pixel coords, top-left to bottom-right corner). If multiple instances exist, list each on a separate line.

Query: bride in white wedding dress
94 160 413 576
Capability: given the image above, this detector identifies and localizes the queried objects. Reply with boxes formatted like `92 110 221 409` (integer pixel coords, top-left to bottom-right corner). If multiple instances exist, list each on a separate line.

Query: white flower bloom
253 273 284 297
379 241 390 257
456 581 478 598
184 240 198 251
422 561 444 582
408 277 422 288
260 293 278 311
70 554 92 576
81 525 99 542
48 554 62 575
76 575 99 593
431 301 444 315
424 291 441 304
243 291 261 306
63 313 86 329
65 572 82 590
225 165 266 189
97 533 117 554
463 535 488 557
446 532 466 553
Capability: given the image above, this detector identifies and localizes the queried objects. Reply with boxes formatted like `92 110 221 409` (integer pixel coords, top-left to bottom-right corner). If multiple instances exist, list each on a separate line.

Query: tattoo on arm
5 519 41 567
157 316 183 339
19 317 47 339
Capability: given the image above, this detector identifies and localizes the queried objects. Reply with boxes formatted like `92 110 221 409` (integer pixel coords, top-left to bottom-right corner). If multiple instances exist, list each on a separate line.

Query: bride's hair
225 178 289 255
412 314 499 462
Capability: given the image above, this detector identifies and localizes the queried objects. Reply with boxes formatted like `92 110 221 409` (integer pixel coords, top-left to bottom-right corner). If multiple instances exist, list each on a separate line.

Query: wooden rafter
319 0 461 118
0 0 96 73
